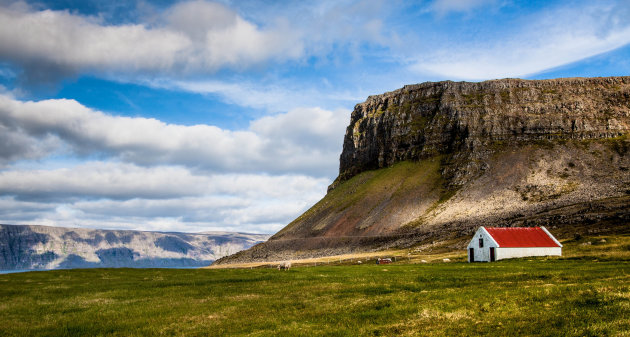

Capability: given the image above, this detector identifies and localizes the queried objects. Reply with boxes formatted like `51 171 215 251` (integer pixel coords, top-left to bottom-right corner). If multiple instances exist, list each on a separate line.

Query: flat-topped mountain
336 77 630 185
216 77 630 265
0 224 269 270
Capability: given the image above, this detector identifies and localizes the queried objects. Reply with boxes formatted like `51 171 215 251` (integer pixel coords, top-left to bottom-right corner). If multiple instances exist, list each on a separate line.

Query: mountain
0 224 269 270
216 76 630 264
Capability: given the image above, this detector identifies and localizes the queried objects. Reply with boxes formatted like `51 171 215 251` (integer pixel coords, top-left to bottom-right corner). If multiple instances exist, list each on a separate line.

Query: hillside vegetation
218 138 630 264
1 236 630 336
217 77 630 265
280 158 444 238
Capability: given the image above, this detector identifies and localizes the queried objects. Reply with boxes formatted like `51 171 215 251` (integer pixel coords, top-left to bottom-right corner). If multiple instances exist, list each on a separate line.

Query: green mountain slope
216 77 630 264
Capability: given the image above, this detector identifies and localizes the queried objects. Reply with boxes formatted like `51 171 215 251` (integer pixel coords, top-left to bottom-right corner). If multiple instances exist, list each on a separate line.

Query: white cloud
0 161 329 201
0 78 350 233
166 1 239 41
0 94 348 176
0 5 189 73
165 0 304 71
251 107 345 151
413 2 630 80
0 196 56 220
0 161 329 233
0 123 60 162
0 0 396 83
0 1 305 77
2 0 627 87
0 162 211 200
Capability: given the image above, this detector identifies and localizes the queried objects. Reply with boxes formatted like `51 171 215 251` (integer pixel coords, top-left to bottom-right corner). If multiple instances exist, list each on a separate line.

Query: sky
0 0 629 234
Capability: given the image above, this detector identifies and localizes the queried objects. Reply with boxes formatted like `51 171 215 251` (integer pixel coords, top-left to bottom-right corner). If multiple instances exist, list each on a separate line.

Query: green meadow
1 238 630 336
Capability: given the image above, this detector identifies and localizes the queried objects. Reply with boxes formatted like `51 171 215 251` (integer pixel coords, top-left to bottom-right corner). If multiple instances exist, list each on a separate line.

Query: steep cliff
336 77 630 187
0 224 269 270
216 77 630 264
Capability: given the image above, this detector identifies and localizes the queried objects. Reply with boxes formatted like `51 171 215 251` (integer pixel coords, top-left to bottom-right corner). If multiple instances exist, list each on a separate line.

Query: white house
467 226 562 262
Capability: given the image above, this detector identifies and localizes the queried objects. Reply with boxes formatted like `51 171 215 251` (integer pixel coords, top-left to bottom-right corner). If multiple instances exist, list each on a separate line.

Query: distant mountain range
0 224 269 270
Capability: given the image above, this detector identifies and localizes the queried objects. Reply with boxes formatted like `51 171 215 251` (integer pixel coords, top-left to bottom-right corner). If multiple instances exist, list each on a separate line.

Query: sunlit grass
1 249 629 336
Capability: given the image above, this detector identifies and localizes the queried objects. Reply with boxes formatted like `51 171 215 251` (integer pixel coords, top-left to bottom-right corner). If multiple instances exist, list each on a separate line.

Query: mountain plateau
0 224 269 270
217 77 630 264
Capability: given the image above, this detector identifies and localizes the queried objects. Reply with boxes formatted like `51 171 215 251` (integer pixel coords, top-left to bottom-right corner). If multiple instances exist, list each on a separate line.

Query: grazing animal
277 261 292 270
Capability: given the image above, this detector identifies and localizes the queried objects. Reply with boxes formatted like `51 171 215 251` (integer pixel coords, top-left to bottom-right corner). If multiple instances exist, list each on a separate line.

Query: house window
479 237 484 248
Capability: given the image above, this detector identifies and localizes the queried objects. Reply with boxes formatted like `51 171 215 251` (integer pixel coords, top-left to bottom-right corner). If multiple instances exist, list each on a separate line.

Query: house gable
467 227 499 262
467 227 498 249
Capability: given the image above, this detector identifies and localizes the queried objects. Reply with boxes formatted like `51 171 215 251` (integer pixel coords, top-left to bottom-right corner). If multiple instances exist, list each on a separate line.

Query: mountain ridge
335 76 630 186
0 224 269 270
216 76 630 265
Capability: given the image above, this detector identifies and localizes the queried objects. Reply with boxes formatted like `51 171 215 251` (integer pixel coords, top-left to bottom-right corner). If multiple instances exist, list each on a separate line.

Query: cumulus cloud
2 0 627 88
0 162 211 201
0 0 397 85
0 161 329 233
166 1 303 70
0 1 304 80
0 123 60 162
72 195 312 231
0 196 314 233
251 107 344 152
0 83 349 233
413 2 630 79
0 94 348 176
0 162 328 201
0 196 56 221
0 4 189 78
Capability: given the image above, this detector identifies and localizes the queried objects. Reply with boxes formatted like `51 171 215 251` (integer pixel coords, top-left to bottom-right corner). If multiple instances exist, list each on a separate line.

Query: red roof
485 227 560 247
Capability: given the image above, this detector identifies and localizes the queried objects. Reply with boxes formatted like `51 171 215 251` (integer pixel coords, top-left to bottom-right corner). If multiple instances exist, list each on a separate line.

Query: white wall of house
467 227 498 262
495 247 562 260
467 226 562 262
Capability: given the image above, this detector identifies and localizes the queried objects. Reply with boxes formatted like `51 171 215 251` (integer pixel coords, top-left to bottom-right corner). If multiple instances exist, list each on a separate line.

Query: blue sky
0 0 629 234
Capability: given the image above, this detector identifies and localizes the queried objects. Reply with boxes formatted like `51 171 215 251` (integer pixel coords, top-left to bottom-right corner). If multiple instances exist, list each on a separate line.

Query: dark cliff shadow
154 236 194 254
0 225 55 270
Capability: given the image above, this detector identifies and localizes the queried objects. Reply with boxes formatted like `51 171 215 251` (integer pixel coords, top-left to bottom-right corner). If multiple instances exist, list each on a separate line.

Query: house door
490 247 495 262
469 248 474 262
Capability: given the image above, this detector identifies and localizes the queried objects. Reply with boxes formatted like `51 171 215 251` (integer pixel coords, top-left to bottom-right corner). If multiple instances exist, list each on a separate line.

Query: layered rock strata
216 77 630 264
0 224 269 270
336 77 630 188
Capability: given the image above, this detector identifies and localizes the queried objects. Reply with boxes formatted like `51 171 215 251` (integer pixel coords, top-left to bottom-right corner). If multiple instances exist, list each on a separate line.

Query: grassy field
1 237 630 336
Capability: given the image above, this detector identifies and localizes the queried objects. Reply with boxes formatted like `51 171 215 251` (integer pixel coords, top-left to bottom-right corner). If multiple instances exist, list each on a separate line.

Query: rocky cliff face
216 77 630 265
335 77 630 188
0 224 269 270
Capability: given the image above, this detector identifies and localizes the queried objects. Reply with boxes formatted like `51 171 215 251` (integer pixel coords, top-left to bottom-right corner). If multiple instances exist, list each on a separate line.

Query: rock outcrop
0 224 269 270
336 77 630 187
216 77 630 265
